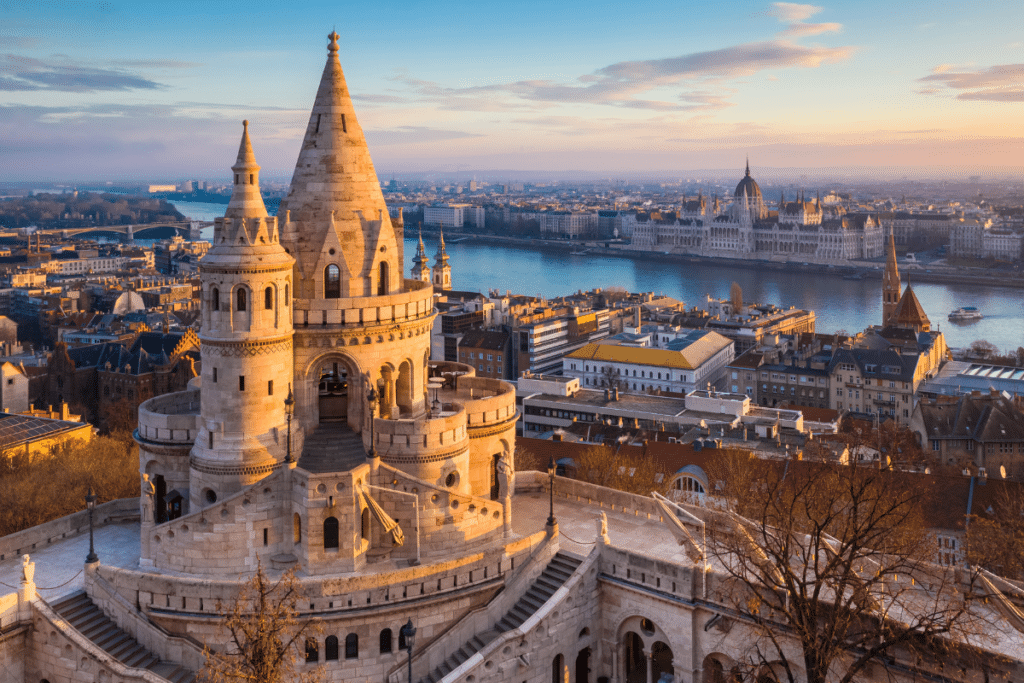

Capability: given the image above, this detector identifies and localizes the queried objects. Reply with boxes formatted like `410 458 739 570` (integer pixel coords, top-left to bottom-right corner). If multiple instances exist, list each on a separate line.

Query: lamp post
367 385 379 459
547 455 557 527
400 619 416 683
284 388 295 463
85 487 98 564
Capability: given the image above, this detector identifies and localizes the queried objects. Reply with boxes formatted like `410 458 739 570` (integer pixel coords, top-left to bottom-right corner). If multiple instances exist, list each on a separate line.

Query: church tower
411 227 430 283
882 229 901 325
432 227 452 291
191 121 295 508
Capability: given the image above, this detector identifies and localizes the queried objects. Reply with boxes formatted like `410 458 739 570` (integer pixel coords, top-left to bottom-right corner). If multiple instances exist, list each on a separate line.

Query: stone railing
600 545 703 603
295 278 434 327
373 405 469 461
0 591 19 631
85 564 206 672
0 498 139 563
136 389 201 445
440 377 518 429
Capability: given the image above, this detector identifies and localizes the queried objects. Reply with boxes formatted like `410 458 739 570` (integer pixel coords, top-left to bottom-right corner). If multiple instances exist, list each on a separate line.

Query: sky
1 0 1023 182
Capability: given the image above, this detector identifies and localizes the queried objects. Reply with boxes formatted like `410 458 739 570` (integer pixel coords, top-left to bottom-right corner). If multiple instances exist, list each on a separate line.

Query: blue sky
2 0 1023 181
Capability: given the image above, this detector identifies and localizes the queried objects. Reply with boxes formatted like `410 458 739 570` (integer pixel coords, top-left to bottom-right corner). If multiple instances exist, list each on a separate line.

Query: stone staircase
50 591 196 683
298 422 368 473
417 552 582 683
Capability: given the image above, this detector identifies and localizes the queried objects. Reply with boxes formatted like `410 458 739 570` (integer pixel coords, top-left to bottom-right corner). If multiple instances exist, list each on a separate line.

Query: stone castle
2 32 1023 683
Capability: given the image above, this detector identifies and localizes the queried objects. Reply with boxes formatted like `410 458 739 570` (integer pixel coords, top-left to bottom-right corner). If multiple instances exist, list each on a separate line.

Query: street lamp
400 619 416 683
367 384 379 459
284 388 295 463
547 455 557 527
85 487 98 564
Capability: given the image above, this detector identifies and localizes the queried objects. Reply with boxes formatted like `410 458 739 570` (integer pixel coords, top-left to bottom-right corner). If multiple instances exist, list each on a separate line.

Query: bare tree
966 483 1024 582
571 445 671 497
706 453 979 683
729 281 743 313
198 563 322 683
969 339 998 360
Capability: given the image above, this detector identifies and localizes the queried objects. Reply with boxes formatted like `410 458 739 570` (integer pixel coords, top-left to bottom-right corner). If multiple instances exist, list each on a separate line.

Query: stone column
18 555 35 622
140 474 155 567
645 649 654 683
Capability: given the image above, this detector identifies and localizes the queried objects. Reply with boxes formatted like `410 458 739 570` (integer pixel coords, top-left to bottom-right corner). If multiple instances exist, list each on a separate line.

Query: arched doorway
651 641 673 682
396 360 412 415
318 362 349 423
575 647 591 683
153 474 167 523
490 453 501 500
623 632 645 683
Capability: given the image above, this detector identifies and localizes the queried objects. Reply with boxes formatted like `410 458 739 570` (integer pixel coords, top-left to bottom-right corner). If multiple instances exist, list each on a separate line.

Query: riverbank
423 228 1024 290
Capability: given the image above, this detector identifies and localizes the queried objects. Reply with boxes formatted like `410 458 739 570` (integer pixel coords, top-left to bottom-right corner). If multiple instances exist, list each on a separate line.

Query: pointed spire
780 189 785 208
435 225 449 265
745 157 750 177
225 120 267 220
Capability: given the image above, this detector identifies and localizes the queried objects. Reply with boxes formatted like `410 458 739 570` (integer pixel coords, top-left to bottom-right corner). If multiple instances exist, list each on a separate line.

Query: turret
432 226 451 291
882 229 901 326
412 225 430 282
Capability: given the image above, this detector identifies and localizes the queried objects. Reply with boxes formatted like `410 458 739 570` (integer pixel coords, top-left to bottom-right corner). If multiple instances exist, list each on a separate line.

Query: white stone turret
432 227 451 291
190 121 295 508
412 227 430 283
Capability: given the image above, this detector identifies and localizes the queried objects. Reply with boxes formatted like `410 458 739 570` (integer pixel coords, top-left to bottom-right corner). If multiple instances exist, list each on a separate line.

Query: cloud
365 126 483 145
768 2 822 22
780 21 841 37
0 36 39 49
918 63 1024 101
110 59 201 69
0 53 164 92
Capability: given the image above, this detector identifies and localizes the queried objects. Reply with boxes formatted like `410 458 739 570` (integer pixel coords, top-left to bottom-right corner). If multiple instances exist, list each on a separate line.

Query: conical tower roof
884 230 900 287
278 31 396 286
435 226 449 266
225 120 268 220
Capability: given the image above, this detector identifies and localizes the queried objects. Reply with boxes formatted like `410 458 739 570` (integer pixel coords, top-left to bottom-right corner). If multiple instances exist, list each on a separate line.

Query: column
645 650 654 683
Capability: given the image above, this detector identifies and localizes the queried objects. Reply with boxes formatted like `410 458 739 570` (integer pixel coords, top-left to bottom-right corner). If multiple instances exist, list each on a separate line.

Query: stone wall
0 498 139 564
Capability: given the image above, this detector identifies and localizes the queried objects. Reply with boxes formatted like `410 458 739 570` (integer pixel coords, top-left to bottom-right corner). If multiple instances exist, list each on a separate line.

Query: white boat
948 306 983 322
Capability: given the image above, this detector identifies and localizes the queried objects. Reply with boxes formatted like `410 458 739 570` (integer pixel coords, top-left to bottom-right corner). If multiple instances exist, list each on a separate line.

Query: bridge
0 220 214 243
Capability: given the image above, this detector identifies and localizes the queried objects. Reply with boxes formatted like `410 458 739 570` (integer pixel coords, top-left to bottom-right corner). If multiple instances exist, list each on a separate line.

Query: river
171 200 1024 354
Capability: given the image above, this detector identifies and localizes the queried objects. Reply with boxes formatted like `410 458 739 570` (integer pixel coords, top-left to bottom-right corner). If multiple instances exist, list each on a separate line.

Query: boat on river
949 306 983 322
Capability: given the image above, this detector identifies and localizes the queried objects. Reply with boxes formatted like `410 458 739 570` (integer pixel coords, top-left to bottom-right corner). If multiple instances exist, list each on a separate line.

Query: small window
325 635 339 661
345 633 358 659
213 368 217 383
239 376 245 391
380 628 393 654
236 288 247 311
211 287 220 311
265 286 273 309
325 265 341 299
268 380 273 396
305 638 318 663
324 517 339 550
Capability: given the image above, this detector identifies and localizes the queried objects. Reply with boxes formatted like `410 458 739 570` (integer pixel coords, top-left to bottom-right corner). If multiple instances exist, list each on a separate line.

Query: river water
172 200 1024 353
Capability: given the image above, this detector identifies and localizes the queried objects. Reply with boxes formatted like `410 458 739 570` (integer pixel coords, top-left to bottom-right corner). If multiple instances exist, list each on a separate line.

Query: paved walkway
0 524 141 601
512 492 694 564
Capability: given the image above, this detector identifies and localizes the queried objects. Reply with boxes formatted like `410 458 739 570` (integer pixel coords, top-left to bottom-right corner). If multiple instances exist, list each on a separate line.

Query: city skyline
2 0 1023 181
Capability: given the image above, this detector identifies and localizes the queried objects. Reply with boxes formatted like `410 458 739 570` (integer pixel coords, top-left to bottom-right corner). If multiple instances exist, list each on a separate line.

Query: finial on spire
328 30 339 53
745 157 750 176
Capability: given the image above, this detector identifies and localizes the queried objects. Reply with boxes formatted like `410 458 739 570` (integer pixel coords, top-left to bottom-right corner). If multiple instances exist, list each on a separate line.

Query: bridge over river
0 220 213 242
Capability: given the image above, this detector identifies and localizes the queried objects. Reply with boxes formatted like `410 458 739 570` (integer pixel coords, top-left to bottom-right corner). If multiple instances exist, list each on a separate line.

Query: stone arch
361 507 370 542
616 616 677 683
302 351 362 429
396 359 413 416
378 362 397 418
293 513 302 544
323 516 339 550
378 260 390 296
232 284 251 332
324 264 341 299
701 654 742 683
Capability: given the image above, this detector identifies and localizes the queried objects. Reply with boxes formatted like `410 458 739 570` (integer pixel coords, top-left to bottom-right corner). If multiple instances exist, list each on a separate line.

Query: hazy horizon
3 1 1024 183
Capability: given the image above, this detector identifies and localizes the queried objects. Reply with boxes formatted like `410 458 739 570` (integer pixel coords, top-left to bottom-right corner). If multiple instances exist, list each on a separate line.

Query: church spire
412 224 429 282
432 225 451 291
225 120 268 220
745 157 750 177
882 228 901 326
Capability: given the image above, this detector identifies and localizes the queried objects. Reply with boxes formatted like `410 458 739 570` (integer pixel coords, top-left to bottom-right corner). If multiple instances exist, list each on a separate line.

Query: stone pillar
140 474 155 567
645 649 654 683
502 495 512 537
17 555 35 622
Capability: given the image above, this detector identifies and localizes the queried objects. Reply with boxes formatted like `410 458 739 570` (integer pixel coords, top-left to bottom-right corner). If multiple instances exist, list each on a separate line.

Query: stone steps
50 591 196 683
417 552 582 683
297 422 368 473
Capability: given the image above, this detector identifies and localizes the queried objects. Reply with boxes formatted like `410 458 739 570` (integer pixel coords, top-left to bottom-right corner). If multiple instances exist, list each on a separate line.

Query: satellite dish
1000 465 1007 479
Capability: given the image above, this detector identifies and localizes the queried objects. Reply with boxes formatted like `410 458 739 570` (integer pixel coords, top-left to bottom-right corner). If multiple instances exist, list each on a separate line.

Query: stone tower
278 31 435 441
432 226 452 291
882 229 901 325
411 227 430 283
190 121 295 508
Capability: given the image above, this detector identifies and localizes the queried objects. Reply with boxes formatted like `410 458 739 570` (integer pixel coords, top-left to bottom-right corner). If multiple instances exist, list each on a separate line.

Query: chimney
552 432 563 442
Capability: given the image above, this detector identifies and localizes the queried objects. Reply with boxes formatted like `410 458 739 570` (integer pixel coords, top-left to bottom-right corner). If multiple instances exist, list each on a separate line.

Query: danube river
172 200 1023 353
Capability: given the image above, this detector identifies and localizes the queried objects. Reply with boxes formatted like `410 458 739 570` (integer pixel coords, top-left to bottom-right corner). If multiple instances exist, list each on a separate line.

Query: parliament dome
734 160 762 199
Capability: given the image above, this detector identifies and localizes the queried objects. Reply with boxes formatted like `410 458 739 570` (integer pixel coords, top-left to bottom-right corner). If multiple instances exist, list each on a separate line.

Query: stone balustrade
374 405 469 461
136 389 201 445
438 376 517 429
294 278 434 328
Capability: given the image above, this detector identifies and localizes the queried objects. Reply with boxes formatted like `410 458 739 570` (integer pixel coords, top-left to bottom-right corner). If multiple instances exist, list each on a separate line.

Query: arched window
236 287 247 312
345 633 358 659
284 283 289 301
361 507 370 541
325 635 339 661
398 627 408 651
379 628 393 654
293 513 302 544
265 286 273 309
378 261 389 295
305 637 318 662
552 653 564 683
211 287 220 311
323 516 339 550
325 265 341 299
